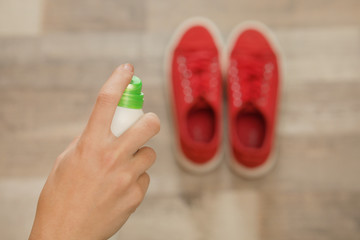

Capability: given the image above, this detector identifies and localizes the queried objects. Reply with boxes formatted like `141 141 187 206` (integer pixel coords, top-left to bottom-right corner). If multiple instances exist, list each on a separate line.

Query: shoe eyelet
185 95 193 103
234 99 242 107
177 56 186 64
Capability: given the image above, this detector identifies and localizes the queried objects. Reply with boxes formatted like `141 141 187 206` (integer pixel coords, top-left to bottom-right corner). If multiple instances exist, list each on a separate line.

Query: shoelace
234 54 266 104
182 50 216 99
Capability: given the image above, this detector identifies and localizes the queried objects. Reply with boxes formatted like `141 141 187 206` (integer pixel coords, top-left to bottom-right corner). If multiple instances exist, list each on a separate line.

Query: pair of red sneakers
165 18 282 178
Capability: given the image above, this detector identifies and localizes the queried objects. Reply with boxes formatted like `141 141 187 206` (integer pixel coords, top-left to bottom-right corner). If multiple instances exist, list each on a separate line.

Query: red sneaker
225 22 282 178
165 18 223 173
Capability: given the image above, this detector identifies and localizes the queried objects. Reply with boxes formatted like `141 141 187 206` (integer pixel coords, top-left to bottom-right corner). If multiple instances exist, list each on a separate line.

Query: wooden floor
0 0 360 239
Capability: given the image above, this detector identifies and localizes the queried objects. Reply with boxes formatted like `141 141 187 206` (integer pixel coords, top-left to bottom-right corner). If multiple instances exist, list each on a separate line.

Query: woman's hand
29 64 160 240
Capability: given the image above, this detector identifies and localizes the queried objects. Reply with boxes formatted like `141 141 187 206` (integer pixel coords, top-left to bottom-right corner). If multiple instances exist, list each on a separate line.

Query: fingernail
121 63 133 72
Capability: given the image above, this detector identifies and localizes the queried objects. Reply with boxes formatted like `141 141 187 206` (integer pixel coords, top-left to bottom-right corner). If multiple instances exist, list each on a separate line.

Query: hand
29 64 160 240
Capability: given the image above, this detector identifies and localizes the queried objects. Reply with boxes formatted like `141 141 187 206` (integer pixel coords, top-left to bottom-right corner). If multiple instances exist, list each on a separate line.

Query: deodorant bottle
110 75 144 137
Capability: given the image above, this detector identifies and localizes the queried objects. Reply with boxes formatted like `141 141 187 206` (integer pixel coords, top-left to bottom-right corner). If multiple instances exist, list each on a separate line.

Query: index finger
84 64 134 138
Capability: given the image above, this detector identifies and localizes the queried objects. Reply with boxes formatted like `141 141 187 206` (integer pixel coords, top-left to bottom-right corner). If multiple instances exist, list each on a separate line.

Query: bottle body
111 106 144 137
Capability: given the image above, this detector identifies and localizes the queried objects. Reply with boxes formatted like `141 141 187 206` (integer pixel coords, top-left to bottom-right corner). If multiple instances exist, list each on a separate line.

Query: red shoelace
231 54 269 105
180 50 217 100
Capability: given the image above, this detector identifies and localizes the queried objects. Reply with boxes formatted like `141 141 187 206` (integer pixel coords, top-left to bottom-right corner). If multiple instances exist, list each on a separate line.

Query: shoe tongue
241 102 268 125
192 97 217 112
193 97 208 108
242 102 257 112
242 102 267 118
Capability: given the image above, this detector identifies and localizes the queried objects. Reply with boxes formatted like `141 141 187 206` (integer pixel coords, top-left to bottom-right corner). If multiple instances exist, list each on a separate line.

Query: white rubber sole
224 21 285 179
164 17 224 174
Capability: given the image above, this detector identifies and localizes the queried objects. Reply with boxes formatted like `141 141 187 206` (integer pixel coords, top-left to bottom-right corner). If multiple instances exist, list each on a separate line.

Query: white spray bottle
110 75 144 137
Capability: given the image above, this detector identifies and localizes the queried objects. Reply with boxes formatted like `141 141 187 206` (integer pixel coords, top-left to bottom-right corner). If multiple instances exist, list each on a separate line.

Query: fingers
115 112 160 155
85 64 134 138
131 147 156 176
137 172 150 195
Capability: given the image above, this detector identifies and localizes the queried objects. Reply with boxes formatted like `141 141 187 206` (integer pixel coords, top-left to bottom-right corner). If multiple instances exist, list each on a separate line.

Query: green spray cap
118 75 144 109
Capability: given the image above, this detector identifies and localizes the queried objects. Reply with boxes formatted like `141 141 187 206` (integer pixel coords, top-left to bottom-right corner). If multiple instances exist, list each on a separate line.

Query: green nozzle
118 75 144 109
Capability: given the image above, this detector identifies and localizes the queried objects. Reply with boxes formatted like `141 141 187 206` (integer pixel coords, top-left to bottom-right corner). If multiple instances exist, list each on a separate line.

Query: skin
29 64 160 240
